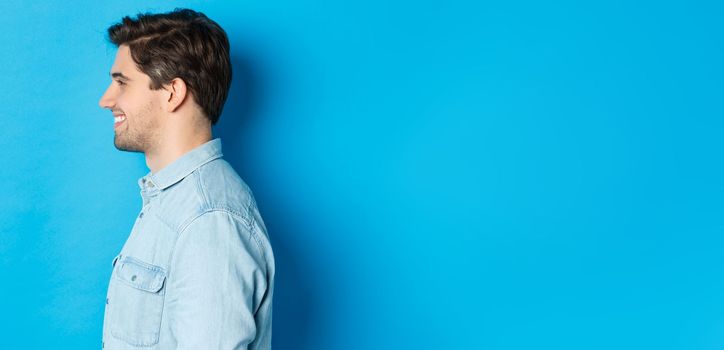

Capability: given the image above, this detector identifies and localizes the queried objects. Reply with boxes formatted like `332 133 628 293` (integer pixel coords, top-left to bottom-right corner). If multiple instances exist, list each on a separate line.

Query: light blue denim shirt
102 138 275 349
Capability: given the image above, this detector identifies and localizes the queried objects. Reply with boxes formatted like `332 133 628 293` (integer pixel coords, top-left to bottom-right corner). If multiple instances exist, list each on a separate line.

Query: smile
114 115 126 128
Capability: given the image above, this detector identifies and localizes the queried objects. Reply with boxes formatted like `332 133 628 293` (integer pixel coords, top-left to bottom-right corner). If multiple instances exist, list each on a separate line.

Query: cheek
114 95 128 113
116 92 140 116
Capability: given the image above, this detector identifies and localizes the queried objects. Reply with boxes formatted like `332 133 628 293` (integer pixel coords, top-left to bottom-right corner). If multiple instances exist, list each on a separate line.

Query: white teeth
114 115 126 123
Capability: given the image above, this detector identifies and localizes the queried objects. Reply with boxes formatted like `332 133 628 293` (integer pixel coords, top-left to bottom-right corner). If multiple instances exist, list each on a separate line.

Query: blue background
1 0 723 348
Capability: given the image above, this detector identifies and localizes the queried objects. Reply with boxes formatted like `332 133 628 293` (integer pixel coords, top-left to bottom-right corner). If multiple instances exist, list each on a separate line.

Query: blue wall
1 0 723 348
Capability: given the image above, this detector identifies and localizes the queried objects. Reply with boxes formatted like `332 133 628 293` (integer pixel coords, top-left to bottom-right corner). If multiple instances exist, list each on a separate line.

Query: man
98 8 274 349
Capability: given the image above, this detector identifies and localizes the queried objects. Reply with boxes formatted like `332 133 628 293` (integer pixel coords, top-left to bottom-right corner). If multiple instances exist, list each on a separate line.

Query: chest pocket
110 255 167 347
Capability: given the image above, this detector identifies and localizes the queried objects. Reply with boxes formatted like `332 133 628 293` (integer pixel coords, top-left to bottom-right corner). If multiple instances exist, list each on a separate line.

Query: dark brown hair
107 8 231 126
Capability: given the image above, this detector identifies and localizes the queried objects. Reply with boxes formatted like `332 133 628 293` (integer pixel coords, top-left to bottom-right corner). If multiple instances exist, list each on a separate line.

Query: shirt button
139 212 144 218
147 181 155 188
131 275 137 281
106 298 109 305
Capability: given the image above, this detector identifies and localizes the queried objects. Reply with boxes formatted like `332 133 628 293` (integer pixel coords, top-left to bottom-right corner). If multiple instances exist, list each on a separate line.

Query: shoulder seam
176 208 266 260
194 168 210 209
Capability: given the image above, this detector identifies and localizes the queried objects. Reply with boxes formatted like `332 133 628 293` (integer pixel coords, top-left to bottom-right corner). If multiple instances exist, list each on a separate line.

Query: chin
114 138 144 153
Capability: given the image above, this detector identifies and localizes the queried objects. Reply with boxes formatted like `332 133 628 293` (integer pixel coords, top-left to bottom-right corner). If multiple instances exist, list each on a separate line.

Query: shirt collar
138 138 223 194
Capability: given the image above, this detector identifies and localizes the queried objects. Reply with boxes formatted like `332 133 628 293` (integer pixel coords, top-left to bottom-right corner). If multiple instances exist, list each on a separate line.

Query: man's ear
162 78 188 113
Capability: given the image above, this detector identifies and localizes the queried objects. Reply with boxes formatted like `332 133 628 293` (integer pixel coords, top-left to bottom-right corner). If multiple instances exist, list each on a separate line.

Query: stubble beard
114 101 160 154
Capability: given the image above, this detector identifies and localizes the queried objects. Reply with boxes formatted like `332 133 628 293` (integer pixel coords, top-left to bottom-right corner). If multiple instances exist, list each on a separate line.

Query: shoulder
158 158 256 232
196 158 256 218
172 159 272 262
174 209 270 275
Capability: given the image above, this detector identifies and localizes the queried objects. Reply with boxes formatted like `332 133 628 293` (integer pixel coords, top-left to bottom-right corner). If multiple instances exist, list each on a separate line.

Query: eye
115 80 126 86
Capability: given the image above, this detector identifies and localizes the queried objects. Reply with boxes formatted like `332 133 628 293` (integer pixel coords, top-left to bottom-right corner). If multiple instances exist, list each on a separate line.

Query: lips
114 114 126 128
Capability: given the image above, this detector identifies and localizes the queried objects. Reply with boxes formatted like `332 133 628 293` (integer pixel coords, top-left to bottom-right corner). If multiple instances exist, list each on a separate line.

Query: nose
99 83 115 109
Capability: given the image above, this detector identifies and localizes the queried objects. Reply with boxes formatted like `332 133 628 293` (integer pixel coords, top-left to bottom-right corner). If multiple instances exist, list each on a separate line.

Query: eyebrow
110 72 132 81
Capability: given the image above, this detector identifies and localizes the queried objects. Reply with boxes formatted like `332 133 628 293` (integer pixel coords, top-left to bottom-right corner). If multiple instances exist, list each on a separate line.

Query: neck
145 128 212 174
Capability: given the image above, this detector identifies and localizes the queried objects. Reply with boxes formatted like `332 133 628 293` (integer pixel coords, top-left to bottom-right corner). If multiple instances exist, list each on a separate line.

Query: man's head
99 8 231 153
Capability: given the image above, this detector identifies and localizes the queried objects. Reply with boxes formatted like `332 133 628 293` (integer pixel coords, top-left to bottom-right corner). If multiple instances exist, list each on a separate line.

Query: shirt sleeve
166 210 269 350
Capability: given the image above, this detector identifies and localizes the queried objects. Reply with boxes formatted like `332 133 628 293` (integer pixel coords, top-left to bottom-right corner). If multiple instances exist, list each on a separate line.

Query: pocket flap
115 256 166 293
